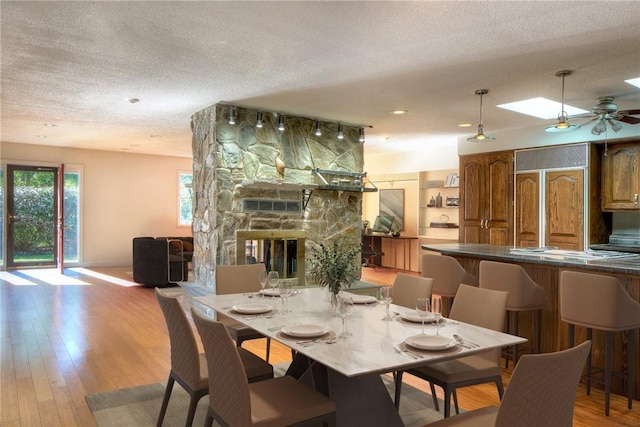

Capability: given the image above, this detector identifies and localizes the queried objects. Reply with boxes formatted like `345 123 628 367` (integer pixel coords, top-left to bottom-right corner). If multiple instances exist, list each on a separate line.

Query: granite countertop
421 243 640 275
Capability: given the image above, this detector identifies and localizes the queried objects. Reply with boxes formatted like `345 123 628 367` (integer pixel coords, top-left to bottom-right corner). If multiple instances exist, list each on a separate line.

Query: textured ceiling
1 1 639 158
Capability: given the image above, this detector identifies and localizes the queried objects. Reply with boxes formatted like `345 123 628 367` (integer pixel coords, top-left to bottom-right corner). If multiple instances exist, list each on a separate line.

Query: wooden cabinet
514 172 539 247
602 142 640 210
545 169 584 250
459 151 513 245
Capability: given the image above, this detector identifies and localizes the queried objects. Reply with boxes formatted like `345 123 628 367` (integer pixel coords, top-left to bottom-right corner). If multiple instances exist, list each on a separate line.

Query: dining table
193 286 527 426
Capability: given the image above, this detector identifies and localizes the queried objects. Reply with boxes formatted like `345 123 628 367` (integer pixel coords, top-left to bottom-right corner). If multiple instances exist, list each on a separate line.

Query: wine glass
416 297 430 335
278 279 293 314
267 271 279 297
337 295 353 338
258 269 268 299
431 297 443 335
379 286 393 321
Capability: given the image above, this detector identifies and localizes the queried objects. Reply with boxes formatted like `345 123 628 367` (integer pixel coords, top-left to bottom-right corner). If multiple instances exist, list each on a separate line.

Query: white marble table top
193 287 527 378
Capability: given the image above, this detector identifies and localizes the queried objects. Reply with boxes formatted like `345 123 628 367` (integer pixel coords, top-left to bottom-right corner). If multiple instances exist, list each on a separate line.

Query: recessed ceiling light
36 135 47 138
458 123 472 127
150 135 162 138
127 98 141 104
390 110 408 115
624 77 640 89
497 97 588 119
43 123 56 127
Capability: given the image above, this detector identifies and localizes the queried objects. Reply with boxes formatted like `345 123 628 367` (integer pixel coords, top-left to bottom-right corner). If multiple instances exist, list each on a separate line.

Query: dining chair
154 288 273 427
215 264 272 362
422 340 592 427
391 273 434 309
560 270 640 416
191 308 337 427
479 260 547 368
395 284 508 418
421 254 477 317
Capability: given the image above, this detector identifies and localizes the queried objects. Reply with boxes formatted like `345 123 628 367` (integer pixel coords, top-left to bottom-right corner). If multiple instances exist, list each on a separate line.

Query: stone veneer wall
190 104 365 291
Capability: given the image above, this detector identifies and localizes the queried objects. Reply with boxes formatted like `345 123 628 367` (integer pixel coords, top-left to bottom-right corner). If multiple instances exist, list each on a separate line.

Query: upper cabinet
602 142 640 211
459 151 514 245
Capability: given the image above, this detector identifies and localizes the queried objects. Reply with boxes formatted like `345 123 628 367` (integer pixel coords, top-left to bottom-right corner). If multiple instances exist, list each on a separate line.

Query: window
178 172 193 226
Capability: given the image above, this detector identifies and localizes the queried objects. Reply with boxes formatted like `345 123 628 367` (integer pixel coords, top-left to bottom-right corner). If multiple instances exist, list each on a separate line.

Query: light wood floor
0 266 637 426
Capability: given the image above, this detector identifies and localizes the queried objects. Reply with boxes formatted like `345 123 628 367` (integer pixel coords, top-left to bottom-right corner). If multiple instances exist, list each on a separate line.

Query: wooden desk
362 233 418 271
194 287 525 426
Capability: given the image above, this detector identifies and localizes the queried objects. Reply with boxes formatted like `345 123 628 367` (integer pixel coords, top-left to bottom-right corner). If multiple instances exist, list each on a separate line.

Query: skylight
497 97 588 119
624 77 640 89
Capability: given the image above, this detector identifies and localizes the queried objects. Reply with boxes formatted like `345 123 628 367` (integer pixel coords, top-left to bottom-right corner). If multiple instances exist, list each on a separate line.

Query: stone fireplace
190 104 367 291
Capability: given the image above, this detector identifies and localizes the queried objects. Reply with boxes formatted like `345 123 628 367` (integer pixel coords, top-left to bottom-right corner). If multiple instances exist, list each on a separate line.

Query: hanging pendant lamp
467 89 495 142
545 70 580 133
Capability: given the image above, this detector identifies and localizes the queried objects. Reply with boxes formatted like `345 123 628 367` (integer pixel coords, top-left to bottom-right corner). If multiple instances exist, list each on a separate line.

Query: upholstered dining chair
560 270 640 416
395 284 508 418
191 309 337 427
479 260 547 368
215 264 272 362
392 273 434 309
421 254 478 317
154 288 273 427
422 341 592 427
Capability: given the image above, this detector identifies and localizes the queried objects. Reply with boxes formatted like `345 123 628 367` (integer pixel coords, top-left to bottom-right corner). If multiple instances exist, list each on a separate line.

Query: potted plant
308 238 361 306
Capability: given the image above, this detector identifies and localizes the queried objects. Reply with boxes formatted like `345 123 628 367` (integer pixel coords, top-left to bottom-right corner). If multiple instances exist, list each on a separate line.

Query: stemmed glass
267 271 279 297
379 286 394 321
258 269 268 299
431 298 443 335
278 279 293 314
416 297 430 335
337 295 353 338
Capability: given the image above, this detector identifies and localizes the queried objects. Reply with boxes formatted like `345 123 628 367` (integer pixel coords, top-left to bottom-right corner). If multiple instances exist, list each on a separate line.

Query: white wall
1 142 192 267
364 139 459 174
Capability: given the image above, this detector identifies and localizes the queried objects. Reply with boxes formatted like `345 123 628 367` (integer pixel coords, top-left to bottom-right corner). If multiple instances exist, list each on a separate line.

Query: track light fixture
314 120 322 136
467 89 495 142
277 115 285 131
545 70 580 133
256 111 263 128
228 106 236 125
359 128 365 142
337 123 344 139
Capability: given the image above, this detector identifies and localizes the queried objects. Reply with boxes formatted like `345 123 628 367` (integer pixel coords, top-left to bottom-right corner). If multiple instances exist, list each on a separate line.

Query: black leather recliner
133 237 189 287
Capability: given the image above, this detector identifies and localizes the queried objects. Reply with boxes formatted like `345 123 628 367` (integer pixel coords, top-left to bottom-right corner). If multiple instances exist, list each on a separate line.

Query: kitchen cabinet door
546 169 584 250
515 172 540 247
602 142 640 210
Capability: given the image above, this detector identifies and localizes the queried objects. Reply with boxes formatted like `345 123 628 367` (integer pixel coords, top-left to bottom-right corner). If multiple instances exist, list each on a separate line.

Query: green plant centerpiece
308 238 361 303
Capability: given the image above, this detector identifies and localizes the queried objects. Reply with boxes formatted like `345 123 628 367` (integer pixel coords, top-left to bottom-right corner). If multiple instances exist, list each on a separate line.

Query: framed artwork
379 189 404 231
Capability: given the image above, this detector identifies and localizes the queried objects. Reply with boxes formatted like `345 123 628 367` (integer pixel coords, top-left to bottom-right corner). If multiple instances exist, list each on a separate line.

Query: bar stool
560 270 640 416
421 254 477 317
479 260 547 368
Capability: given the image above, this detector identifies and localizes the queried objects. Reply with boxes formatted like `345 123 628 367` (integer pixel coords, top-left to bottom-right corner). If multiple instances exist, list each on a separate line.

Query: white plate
260 288 280 297
400 311 436 323
405 334 457 351
232 303 273 314
349 294 377 304
281 324 331 338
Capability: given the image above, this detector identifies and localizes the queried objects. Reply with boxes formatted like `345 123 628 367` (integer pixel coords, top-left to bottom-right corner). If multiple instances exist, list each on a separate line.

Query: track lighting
228 106 236 125
256 111 263 128
467 89 495 142
359 128 365 142
277 115 285 131
337 123 344 139
545 70 580 133
314 120 322 136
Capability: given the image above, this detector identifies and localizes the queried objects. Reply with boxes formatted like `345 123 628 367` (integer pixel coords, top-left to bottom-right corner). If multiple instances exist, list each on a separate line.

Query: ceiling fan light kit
468 89 496 142
545 70 580 133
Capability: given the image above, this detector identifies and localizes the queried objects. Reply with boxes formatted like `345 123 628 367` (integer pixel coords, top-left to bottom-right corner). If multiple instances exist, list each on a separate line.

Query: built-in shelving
418 170 460 240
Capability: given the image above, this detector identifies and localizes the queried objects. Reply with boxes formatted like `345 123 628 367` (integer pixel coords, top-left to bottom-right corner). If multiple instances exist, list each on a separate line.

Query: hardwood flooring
1 266 637 426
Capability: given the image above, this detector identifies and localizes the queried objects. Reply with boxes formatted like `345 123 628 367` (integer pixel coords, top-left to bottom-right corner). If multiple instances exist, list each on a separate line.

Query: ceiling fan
571 96 640 135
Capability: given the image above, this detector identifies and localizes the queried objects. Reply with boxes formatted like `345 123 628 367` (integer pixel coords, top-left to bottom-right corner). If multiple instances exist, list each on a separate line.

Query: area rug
86 365 451 426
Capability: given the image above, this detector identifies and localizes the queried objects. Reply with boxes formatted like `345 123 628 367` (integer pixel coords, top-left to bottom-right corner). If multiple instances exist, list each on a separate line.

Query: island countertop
421 243 640 275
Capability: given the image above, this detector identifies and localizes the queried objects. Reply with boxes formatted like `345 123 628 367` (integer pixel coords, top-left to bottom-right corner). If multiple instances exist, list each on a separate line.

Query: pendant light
228 106 236 125
314 120 322 136
545 70 580 133
277 115 285 131
337 123 344 139
467 89 495 142
358 128 365 142
256 111 263 128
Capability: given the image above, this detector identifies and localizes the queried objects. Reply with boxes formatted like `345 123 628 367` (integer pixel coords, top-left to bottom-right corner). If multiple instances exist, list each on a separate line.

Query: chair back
392 273 433 309
191 309 252 427
495 341 591 427
155 288 202 388
560 270 640 331
421 254 477 298
215 264 266 294
479 260 547 310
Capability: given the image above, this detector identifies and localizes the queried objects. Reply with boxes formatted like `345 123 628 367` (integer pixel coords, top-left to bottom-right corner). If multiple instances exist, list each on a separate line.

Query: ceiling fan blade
568 113 594 119
621 109 640 115
618 116 640 125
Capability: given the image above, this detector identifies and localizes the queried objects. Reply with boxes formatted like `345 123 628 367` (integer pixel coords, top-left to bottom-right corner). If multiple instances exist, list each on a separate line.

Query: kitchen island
421 243 640 400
